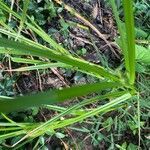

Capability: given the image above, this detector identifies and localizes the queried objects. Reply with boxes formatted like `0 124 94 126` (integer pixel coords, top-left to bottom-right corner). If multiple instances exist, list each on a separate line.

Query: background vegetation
0 0 149 149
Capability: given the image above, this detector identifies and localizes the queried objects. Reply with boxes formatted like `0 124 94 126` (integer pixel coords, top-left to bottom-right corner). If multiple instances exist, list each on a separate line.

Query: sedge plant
0 0 140 148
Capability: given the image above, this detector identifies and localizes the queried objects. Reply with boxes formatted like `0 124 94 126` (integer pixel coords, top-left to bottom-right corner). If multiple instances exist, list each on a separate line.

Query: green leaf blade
0 81 122 112
0 38 120 81
123 0 136 84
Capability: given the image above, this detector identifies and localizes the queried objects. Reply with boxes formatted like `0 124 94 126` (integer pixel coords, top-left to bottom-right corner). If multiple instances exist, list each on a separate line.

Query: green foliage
116 142 138 150
28 0 57 25
0 0 149 149
123 0 136 84
0 75 15 96
135 27 148 39
136 45 150 64
110 0 136 84
0 81 122 112
59 18 70 37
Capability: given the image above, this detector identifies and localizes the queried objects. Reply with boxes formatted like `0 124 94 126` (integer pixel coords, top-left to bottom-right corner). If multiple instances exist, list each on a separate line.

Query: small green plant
0 0 149 148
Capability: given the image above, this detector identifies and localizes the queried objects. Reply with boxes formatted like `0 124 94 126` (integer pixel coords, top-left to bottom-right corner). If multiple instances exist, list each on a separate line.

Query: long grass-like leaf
0 38 120 81
11 57 44 64
0 1 21 19
0 2 69 54
15 0 30 40
53 93 131 129
26 22 70 55
0 29 111 78
0 130 26 141
109 0 129 71
11 63 70 71
16 93 131 144
0 81 122 112
0 28 56 52
123 0 135 84
45 91 127 114
110 0 136 85
0 91 127 145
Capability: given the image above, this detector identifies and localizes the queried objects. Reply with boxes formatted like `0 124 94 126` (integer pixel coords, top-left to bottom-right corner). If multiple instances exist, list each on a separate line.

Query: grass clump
0 0 149 149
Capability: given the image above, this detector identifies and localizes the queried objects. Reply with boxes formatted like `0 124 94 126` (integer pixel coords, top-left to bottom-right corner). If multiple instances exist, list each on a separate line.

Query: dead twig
51 68 69 87
70 33 93 45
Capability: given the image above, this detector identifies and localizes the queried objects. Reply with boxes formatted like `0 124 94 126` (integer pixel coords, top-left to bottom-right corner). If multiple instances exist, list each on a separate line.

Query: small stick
51 68 69 87
70 33 93 45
